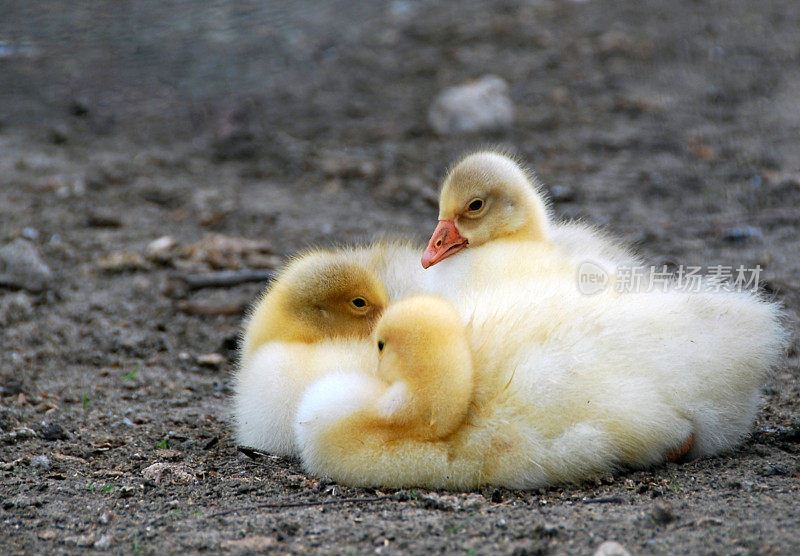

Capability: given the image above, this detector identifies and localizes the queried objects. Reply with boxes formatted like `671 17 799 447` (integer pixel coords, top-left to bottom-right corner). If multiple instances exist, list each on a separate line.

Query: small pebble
534 523 559 537
39 422 68 441
594 540 632 556
99 511 115 524
31 455 50 470
94 535 113 549
142 462 198 484
38 529 58 541
723 226 762 245
197 353 225 368
21 228 39 240
0 239 53 292
146 236 177 261
4 427 36 443
118 486 135 498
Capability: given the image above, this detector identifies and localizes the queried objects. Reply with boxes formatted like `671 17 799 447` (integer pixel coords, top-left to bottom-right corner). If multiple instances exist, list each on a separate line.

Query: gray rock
39 422 69 441
115 417 135 427
118 486 135 498
429 75 514 135
723 226 762 245
0 239 53 292
3 427 36 443
99 511 115 524
94 535 113 549
31 455 50 470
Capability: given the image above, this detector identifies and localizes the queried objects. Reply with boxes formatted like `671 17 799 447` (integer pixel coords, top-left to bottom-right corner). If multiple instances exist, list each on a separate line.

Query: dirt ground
2 0 800 553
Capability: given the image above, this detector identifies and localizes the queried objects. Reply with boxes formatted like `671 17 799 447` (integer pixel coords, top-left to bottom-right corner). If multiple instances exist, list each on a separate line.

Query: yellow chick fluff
235 250 388 455
296 281 784 489
235 240 430 456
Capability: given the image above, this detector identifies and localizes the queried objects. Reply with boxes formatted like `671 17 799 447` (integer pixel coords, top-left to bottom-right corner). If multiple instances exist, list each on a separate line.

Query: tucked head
374 296 471 386
243 250 389 351
373 295 473 437
421 152 550 268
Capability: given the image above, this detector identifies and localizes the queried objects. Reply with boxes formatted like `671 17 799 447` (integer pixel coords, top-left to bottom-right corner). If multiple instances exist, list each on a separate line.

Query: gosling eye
377 340 385 353
350 297 368 309
466 197 484 212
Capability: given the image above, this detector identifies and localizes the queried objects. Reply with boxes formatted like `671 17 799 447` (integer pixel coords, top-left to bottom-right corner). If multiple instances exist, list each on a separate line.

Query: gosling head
246 250 389 348
421 151 550 268
373 295 473 437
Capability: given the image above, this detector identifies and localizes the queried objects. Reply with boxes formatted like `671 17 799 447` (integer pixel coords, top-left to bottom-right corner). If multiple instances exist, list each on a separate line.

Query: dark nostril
435 239 442 247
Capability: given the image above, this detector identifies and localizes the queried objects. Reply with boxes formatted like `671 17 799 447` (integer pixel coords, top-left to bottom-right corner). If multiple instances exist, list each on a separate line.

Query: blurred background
2 0 799 324
3 1 798 243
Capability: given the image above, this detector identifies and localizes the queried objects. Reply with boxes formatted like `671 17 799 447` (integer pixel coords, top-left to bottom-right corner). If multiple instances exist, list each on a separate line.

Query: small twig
203 437 219 450
177 269 275 290
209 496 392 517
236 446 302 472
237 446 274 459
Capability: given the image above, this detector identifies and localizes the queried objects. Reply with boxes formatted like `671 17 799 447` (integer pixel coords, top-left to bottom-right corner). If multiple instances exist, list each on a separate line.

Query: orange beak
421 219 469 268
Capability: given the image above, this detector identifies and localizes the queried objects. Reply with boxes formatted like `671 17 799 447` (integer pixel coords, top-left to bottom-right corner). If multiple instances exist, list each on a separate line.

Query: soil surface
2 1 799 554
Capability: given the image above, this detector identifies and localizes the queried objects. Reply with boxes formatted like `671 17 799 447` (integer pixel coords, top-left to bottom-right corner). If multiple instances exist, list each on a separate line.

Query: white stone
0 239 53 291
594 540 632 556
31 455 50 470
428 75 514 135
